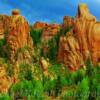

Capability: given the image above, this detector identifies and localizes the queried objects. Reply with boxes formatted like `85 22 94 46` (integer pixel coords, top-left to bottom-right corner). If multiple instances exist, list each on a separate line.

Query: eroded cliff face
42 24 60 54
58 3 100 70
74 3 100 64
6 9 33 63
62 16 74 29
57 31 84 71
41 24 60 42
0 64 11 93
33 22 60 42
0 15 11 39
33 21 49 30
0 10 34 93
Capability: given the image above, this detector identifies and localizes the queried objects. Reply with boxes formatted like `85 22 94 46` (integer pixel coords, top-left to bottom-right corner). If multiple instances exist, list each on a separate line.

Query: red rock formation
6 9 33 63
58 3 100 70
0 62 12 93
0 15 11 39
42 23 60 42
62 16 74 29
91 23 100 64
74 3 100 64
41 23 60 54
57 32 84 70
33 21 48 30
76 3 96 20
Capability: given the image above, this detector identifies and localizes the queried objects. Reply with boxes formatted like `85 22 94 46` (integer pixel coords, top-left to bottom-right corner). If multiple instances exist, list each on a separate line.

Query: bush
30 26 42 46
76 77 90 100
89 66 100 100
6 64 14 77
18 63 33 81
61 90 76 100
10 80 34 99
0 93 11 100
0 39 7 57
47 36 58 62
70 69 86 85
60 25 73 36
10 80 44 100
32 80 44 100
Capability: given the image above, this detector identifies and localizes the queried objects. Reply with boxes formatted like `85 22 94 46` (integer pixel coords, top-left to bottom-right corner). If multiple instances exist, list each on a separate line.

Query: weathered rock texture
42 24 60 42
41 23 60 54
58 3 100 70
57 32 84 71
0 59 12 93
6 9 33 63
62 16 74 29
0 15 11 39
74 3 100 64
33 21 48 30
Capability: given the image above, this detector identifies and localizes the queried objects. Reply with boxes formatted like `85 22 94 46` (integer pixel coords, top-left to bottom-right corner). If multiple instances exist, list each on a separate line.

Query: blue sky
0 0 99 24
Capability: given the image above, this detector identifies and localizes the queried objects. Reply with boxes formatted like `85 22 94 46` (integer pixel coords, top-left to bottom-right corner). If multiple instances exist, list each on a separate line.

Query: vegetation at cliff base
0 25 100 100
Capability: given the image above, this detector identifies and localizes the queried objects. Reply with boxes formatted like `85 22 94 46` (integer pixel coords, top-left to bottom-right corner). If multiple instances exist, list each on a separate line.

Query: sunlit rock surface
33 21 48 30
42 23 60 42
58 3 100 70
6 9 33 63
74 4 100 64
0 59 12 93
0 15 11 39
62 16 74 29
57 32 84 71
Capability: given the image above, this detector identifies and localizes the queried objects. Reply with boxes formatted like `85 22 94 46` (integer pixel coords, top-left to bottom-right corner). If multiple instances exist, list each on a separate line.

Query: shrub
0 93 11 100
47 36 58 62
70 68 86 85
89 66 100 100
32 80 44 100
61 89 76 100
43 73 56 96
18 63 33 81
76 77 90 100
60 25 73 36
0 38 7 57
10 80 34 99
6 64 14 77
30 26 42 46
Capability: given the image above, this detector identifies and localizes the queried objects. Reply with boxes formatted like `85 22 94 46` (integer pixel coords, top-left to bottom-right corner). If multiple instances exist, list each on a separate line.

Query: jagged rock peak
77 3 96 21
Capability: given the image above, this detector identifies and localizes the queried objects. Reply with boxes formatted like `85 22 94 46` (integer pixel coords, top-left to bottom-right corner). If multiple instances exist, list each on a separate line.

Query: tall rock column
74 3 100 64
57 32 84 71
6 9 33 63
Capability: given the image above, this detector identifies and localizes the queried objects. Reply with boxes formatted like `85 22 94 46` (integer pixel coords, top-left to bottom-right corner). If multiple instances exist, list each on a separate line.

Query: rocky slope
58 3 100 70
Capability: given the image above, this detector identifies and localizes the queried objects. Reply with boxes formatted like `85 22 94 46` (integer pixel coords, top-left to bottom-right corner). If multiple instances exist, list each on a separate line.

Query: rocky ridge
57 3 100 70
